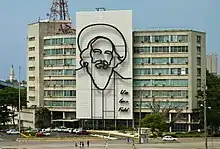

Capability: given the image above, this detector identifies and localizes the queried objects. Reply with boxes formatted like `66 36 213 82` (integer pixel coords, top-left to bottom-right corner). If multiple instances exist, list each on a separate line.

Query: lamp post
203 85 208 149
138 89 143 144
18 66 21 136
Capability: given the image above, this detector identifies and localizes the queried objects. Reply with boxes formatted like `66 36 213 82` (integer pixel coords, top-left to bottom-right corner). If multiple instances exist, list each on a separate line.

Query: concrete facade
206 53 218 75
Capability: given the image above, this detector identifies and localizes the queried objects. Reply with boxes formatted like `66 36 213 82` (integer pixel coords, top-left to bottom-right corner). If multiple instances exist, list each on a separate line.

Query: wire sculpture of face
76 23 127 90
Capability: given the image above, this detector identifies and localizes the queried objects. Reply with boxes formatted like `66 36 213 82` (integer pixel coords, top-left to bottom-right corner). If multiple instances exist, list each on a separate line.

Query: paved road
1 132 220 149
1 139 220 149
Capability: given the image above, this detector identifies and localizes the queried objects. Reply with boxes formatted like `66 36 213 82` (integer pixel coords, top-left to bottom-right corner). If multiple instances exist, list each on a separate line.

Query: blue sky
0 0 219 80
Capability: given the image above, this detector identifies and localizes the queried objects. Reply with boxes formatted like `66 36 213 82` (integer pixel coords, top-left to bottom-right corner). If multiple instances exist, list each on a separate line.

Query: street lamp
18 66 21 136
202 85 208 149
138 89 143 144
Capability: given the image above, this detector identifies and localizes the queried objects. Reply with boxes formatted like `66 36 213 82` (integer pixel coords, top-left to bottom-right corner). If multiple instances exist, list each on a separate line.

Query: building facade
24 10 206 132
43 34 77 127
133 30 206 132
206 53 218 75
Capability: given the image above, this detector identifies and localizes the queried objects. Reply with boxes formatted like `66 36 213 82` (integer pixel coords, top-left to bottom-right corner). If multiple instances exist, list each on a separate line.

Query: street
1 136 220 149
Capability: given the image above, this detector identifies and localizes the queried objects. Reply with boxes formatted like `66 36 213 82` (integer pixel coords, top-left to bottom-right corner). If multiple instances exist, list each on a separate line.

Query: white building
43 34 77 127
206 53 218 75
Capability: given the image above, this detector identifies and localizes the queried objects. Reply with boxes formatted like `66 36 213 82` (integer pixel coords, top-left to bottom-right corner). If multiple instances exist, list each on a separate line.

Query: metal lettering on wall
118 89 129 112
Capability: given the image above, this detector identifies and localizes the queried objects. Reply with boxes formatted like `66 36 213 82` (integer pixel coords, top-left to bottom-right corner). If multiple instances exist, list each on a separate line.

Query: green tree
141 113 167 135
0 87 27 128
35 107 51 128
196 71 220 133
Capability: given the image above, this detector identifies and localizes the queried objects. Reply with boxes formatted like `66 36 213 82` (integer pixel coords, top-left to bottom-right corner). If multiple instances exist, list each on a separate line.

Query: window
63 37 76 45
133 69 151 75
152 90 188 98
64 90 76 97
152 46 169 53
152 57 169 64
44 80 63 86
197 57 201 66
133 36 150 43
152 35 169 43
170 57 188 64
64 69 75 76
197 36 201 44
197 46 201 54
170 35 188 42
170 79 188 87
171 46 188 53
44 59 63 67
133 47 150 54
152 79 169 86
197 68 201 76
28 37 35 41
134 101 188 109
64 48 76 55
29 47 35 51
64 80 76 86
29 67 35 71
29 87 35 91
29 77 35 81
29 96 35 101
152 68 169 75
133 79 151 87
133 90 150 97
197 79 201 87
64 59 76 66
29 57 35 61
134 58 151 65
171 68 188 75
44 49 63 56
51 38 63 45
64 101 76 107
44 39 51 45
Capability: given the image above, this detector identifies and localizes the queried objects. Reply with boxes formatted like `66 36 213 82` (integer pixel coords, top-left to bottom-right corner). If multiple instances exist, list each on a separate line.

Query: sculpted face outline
76 23 130 90
89 36 114 70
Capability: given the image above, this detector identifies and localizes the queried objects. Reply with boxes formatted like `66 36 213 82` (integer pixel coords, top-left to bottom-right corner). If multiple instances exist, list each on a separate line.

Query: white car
162 136 177 141
6 129 20 135
43 132 51 136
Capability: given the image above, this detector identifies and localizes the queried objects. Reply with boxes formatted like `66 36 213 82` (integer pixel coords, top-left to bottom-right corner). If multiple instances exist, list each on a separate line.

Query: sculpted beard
94 59 110 70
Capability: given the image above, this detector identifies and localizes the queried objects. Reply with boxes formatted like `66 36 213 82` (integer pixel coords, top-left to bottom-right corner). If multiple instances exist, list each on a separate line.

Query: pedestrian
127 137 130 143
75 142 78 148
87 140 90 147
82 141 84 148
79 141 82 148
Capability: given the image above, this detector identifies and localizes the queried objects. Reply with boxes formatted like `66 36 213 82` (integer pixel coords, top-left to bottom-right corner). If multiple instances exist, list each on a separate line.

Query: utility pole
18 66 21 136
203 85 208 149
138 89 142 144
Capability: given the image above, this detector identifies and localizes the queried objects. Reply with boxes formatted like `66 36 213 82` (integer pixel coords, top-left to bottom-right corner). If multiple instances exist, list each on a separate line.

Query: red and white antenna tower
49 0 70 21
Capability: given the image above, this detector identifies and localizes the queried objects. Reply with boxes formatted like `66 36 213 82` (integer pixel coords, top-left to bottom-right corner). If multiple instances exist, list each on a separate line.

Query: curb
16 138 104 142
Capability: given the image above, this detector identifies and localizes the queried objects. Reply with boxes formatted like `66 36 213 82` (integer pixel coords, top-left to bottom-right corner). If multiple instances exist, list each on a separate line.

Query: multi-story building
23 20 75 127
27 20 73 107
43 35 76 127
132 30 206 132
206 53 218 75
24 11 206 132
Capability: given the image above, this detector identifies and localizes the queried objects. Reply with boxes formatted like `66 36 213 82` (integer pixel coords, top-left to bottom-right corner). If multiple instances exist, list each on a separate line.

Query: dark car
76 130 90 135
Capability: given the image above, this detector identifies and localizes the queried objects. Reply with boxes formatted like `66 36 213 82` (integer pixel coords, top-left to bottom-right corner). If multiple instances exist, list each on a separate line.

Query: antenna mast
49 0 70 21
49 0 74 34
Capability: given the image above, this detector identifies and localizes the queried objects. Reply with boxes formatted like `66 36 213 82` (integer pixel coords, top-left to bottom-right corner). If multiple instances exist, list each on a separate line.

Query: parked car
6 129 20 135
36 131 51 137
76 130 90 135
162 136 177 141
